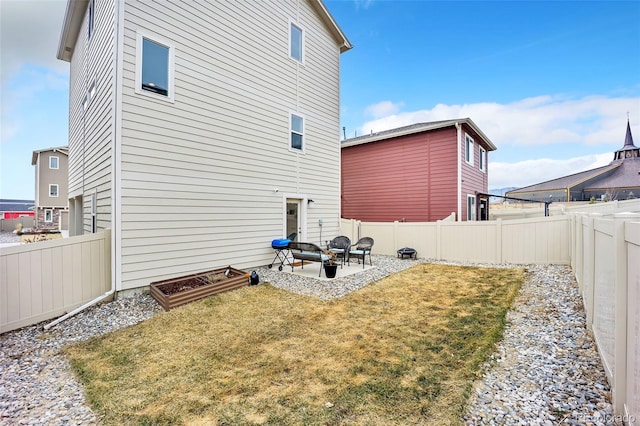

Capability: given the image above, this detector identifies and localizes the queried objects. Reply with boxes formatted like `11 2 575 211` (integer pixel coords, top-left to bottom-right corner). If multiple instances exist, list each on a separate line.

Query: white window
90 192 97 233
465 134 474 165
82 81 96 112
289 22 303 63
44 209 53 223
290 113 304 151
50 156 59 169
479 146 486 172
88 0 95 40
135 32 175 102
49 184 59 197
467 195 476 221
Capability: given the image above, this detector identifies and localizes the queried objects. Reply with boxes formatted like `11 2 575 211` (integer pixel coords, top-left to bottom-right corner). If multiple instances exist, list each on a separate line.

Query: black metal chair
326 236 351 268
348 237 374 268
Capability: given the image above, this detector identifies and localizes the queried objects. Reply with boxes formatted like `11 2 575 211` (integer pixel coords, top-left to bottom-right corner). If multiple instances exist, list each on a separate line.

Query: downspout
44 0 123 330
455 122 462 221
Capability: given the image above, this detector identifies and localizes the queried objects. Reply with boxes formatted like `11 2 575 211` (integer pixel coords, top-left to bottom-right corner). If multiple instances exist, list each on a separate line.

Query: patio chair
348 237 374 268
326 236 351 268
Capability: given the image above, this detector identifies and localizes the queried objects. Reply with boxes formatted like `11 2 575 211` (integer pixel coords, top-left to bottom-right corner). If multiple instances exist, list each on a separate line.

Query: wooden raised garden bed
150 266 248 311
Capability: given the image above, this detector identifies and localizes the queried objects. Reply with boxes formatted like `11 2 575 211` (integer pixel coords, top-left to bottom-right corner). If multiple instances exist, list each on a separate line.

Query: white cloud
358 94 639 190
0 0 69 84
364 100 403 119
359 94 640 148
489 153 612 189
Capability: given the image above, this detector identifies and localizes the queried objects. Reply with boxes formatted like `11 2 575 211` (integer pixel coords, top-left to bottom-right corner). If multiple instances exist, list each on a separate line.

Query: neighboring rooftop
341 118 497 150
0 199 35 212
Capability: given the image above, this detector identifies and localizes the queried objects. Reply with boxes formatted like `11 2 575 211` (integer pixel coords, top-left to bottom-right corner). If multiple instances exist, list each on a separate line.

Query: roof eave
311 0 353 53
57 0 88 62
342 118 497 150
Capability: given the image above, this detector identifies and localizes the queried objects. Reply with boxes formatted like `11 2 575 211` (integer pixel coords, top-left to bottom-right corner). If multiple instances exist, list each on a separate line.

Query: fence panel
592 219 616 381
0 230 111 333
0 217 35 232
626 221 640 420
501 216 570 264
440 221 499 263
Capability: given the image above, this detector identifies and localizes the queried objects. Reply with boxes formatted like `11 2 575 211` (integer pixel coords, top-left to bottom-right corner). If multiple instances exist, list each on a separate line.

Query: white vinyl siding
67 0 116 233
118 0 343 290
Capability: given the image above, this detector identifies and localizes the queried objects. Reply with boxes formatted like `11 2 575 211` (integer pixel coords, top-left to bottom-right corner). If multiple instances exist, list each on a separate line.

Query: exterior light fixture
307 199 315 208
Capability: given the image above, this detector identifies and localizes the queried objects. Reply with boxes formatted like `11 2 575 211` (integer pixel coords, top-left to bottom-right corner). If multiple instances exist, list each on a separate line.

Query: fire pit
150 266 248 311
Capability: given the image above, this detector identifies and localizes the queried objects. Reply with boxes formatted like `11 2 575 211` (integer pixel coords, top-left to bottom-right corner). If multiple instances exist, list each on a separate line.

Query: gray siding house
57 0 351 292
31 147 69 229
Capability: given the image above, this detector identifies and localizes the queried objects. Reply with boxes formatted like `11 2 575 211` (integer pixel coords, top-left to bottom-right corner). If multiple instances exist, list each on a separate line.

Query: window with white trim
135 32 175 102
465 134 474 165
479 146 486 172
290 22 303 62
290 113 304 151
90 192 97 233
49 184 59 197
44 209 53 223
467 195 476 221
50 156 59 169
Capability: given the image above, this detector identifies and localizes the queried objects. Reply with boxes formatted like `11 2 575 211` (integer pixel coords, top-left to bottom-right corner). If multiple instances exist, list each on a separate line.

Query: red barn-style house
341 119 496 222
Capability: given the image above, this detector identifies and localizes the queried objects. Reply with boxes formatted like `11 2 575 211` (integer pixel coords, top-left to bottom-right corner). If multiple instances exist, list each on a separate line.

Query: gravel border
0 256 613 425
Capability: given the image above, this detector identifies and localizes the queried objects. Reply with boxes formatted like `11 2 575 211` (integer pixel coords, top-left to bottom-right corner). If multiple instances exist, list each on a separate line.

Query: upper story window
49 184 59 198
479 146 486 172
87 0 95 40
290 22 303 63
465 134 474 165
49 156 59 169
135 32 175 102
290 113 304 152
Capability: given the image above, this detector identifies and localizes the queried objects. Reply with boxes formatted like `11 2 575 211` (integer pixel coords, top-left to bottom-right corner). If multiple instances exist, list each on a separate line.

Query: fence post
393 221 399 254
573 215 584 292
583 214 600 329
436 219 442 260
496 218 502 263
612 213 640 415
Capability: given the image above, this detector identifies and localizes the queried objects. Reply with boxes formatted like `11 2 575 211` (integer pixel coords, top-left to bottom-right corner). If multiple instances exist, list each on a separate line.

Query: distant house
31 147 69 229
0 200 34 220
507 121 640 202
341 119 497 222
57 0 351 292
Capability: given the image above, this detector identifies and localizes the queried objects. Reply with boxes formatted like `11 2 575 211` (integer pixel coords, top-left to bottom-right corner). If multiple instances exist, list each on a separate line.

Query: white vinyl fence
341 214 571 264
0 230 111 333
342 199 640 419
571 212 640 421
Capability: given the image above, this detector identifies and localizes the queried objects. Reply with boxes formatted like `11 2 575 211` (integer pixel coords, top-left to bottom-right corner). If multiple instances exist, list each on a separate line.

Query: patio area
255 254 424 300
282 260 375 280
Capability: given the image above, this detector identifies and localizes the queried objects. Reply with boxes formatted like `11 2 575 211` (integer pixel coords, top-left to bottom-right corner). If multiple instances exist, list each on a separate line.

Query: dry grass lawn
65 263 524 425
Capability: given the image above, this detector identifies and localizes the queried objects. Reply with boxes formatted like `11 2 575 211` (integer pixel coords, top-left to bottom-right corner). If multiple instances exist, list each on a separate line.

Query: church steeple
613 119 638 162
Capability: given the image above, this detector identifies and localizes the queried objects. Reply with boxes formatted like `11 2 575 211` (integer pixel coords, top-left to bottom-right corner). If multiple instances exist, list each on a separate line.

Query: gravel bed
0 256 613 424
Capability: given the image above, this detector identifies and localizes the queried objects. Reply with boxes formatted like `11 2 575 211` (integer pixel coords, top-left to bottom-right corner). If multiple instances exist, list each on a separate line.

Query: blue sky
1 0 639 200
